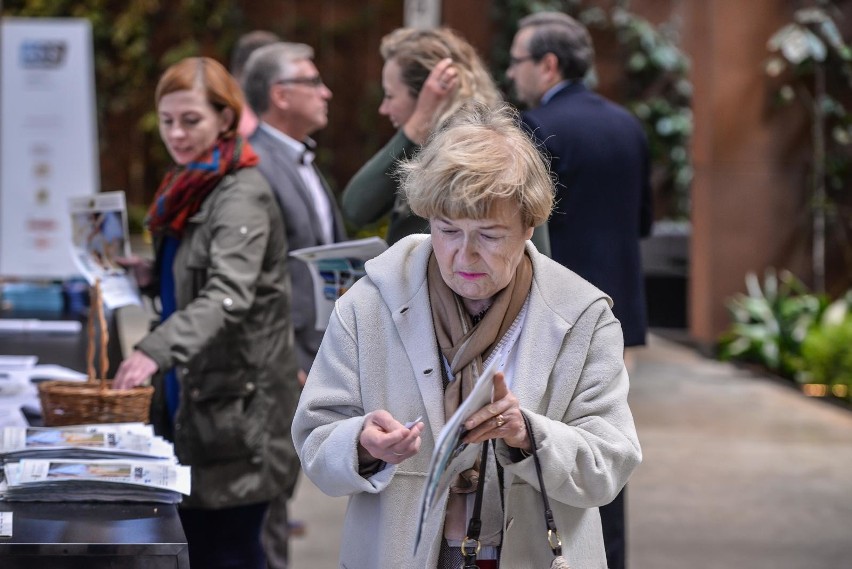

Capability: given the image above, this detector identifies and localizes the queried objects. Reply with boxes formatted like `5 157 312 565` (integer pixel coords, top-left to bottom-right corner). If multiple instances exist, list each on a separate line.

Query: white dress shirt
259 123 334 244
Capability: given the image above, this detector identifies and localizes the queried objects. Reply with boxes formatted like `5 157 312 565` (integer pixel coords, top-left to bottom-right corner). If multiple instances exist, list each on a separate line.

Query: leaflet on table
0 365 88 398
68 191 141 309
289 237 388 330
0 512 11 537
414 357 500 554
0 372 30 397
0 356 38 371
5 458 191 495
1 423 173 459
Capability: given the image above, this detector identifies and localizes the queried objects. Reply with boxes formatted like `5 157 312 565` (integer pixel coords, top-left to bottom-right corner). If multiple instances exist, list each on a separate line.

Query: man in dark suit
242 41 347 569
507 12 653 569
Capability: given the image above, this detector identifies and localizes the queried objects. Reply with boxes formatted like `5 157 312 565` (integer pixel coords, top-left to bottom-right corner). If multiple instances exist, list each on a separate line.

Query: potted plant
765 2 852 293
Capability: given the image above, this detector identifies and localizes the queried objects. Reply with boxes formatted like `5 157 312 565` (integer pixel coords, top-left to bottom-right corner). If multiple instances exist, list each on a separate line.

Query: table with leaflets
0 310 189 568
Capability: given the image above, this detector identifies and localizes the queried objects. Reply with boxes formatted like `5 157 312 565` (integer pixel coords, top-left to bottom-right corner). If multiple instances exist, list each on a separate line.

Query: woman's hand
114 255 154 289
358 410 425 465
463 372 531 452
112 350 158 390
402 57 459 145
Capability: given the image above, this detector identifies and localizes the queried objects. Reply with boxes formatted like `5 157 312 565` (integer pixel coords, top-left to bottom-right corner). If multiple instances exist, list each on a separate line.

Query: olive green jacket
138 167 300 509
341 129 552 255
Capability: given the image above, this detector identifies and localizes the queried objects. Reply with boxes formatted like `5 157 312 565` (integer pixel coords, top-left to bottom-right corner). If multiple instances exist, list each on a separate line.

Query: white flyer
289 237 388 330
10 459 191 495
0 512 12 537
68 191 141 309
414 357 499 553
1 424 171 458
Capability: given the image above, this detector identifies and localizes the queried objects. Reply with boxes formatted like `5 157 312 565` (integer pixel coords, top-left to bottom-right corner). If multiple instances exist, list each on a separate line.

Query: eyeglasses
275 75 324 88
508 55 536 67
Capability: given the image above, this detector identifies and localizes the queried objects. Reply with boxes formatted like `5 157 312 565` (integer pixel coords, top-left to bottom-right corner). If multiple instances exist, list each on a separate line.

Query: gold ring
495 414 505 428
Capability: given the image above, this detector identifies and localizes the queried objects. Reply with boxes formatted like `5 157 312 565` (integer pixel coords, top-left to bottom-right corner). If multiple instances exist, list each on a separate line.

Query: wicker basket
38 280 153 427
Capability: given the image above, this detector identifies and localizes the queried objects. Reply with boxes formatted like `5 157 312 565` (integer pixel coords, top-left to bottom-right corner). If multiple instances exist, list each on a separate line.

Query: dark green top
342 129 551 255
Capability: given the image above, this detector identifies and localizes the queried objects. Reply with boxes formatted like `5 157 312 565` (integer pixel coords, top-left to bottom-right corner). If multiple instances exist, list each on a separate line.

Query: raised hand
402 57 459 145
463 371 531 452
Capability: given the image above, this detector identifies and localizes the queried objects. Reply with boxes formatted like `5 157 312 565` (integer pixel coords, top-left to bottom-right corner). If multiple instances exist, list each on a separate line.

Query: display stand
0 309 187 567
0 501 189 568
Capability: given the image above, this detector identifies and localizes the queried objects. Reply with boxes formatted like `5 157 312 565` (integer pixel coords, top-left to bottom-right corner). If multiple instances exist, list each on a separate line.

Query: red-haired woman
113 57 299 569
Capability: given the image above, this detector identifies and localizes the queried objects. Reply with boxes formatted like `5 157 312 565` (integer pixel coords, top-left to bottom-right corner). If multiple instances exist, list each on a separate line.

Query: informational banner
0 18 99 278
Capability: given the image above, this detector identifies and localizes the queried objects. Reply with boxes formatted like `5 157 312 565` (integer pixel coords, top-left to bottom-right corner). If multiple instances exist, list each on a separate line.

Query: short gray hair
399 103 554 228
518 11 593 81
242 42 314 115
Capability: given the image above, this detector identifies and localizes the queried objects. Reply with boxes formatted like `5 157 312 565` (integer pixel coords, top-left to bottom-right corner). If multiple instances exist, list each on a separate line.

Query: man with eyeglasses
507 12 653 569
242 41 346 569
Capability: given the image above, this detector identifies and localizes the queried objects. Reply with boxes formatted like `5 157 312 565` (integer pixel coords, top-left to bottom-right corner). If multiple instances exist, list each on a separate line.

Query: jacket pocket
176 369 269 466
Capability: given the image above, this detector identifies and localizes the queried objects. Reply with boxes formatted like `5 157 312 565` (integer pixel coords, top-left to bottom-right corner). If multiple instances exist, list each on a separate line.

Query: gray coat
139 167 300 509
292 235 642 568
250 126 346 372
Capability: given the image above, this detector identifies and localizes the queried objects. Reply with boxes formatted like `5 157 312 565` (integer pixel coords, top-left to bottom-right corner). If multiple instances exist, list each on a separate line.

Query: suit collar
540 79 572 105
257 123 319 161
251 126 346 242
540 81 587 106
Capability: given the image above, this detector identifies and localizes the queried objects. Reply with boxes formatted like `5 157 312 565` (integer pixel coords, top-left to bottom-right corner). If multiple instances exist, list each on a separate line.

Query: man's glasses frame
275 75 324 88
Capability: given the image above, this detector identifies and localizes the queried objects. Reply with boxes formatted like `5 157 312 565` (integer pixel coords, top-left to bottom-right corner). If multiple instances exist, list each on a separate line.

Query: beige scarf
427 252 532 538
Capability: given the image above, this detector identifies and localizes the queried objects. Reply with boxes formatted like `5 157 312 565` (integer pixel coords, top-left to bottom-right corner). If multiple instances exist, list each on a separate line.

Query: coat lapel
263 131 326 239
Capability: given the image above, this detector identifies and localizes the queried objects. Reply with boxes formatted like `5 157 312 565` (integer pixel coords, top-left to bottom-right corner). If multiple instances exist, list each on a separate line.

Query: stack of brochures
0 423 190 503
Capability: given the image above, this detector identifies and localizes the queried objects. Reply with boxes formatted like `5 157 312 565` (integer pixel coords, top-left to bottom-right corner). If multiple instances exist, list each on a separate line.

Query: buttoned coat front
292 235 642 568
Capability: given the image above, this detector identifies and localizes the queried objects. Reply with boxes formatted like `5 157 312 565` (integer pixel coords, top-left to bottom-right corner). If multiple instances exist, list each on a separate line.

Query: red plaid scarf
146 136 259 237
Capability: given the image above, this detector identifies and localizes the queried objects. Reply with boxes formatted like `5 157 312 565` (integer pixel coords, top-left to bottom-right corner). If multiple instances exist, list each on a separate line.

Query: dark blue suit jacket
521 83 652 346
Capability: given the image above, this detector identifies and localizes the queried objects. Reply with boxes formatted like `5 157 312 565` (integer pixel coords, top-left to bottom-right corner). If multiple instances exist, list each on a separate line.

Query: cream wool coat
292 235 642 568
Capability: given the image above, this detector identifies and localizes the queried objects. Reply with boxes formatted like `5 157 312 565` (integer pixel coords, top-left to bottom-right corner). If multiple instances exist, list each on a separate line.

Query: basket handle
86 283 96 382
85 280 109 388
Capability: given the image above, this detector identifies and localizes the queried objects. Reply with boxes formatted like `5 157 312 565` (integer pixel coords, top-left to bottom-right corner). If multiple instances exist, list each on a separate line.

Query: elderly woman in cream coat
292 103 641 569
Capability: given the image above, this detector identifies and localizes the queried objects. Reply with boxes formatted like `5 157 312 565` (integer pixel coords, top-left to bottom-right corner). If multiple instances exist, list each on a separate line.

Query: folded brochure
414 357 499 553
289 237 387 330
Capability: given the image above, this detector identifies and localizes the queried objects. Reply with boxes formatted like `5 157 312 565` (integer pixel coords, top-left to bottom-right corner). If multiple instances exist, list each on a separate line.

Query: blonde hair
380 27 502 126
155 57 243 138
400 103 554 228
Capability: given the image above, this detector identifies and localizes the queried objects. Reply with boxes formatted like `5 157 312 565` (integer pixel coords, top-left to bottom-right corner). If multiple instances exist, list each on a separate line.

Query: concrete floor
287 333 852 568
